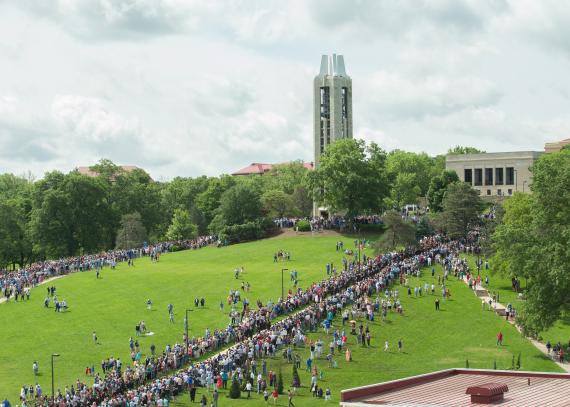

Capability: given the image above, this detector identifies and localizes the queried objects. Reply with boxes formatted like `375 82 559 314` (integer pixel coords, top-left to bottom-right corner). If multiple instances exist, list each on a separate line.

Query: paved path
460 275 570 373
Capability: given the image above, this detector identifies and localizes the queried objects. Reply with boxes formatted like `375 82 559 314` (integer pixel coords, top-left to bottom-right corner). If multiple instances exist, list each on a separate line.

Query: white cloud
1 0 570 179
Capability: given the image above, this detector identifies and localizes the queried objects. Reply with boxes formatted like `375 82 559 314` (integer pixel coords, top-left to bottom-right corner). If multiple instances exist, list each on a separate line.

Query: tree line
0 142 484 269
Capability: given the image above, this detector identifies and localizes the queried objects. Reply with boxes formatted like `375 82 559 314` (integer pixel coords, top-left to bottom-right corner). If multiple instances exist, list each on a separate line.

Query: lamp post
281 268 288 302
51 353 60 404
185 309 193 357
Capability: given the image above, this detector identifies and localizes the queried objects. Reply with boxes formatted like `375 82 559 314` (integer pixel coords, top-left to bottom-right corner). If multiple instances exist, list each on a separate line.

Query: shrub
465 359 469 368
493 359 497 370
296 220 311 232
169 245 182 252
516 353 521 370
219 218 275 244
277 369 284 394
229 376 241 399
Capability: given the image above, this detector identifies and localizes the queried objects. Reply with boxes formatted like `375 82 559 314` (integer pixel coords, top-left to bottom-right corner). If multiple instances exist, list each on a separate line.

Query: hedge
219 218 275 244
357 223 385 233
295 219 311 232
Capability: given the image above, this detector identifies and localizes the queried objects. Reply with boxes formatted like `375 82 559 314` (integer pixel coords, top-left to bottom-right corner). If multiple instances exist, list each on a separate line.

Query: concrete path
460 275 570 373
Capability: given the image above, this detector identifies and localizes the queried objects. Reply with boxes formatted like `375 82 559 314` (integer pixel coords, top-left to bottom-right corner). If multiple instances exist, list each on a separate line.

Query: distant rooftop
341 368 570 407
232 162 314 176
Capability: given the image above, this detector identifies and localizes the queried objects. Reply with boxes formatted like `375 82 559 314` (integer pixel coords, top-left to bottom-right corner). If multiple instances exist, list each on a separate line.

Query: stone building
313 54 352 167
446 151 541 197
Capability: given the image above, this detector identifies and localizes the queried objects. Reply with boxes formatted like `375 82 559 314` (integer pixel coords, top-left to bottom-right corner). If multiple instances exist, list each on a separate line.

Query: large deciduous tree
166 209 197 241
493 149 570 333
261 189 293 218
307 139 389 217
218 183 262 226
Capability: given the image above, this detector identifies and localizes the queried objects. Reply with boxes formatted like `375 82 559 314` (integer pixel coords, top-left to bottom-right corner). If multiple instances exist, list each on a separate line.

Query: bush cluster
219 218 275 244
295 219 311 232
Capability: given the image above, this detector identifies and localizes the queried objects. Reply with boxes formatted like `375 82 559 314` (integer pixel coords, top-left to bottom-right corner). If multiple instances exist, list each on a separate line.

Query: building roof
340 368 570 407
545 138 570 153
232 162 314 176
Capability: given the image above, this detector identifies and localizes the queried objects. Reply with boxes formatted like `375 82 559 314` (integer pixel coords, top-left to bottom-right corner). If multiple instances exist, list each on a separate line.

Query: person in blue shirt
2 398 11 407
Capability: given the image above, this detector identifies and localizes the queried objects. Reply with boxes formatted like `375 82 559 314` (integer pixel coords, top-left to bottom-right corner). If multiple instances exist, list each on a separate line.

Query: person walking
496 331 503 346
435 298 440 311
288 389 295 407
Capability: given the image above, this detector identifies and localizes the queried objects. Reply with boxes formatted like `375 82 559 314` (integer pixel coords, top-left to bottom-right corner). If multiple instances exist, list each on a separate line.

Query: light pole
51 353 59 404
185 309 192 356
281 268 288 302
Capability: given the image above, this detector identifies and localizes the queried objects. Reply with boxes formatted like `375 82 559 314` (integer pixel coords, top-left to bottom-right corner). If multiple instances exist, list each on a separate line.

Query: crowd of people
13 231 476 407
0 236 217 304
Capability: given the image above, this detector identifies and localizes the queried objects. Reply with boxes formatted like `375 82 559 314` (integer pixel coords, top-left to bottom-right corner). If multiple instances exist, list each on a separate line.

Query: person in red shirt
497 331 503 346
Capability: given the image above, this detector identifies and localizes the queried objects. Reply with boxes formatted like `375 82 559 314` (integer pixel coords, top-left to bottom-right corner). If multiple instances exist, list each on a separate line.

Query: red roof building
232 162 314 176
76 165 142 178
341 368 570 406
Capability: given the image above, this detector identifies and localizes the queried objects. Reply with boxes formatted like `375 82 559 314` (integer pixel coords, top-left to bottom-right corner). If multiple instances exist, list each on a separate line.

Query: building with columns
446 151 541 197
313 54 352 167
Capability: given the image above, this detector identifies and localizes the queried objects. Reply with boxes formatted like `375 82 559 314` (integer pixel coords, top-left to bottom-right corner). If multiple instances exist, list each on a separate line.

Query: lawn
170 259 561 406
466 255 570 347
0 232 367 402
0 234 561 405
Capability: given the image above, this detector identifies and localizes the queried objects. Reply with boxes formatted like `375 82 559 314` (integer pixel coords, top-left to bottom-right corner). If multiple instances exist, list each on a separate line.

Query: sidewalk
461 275 570 373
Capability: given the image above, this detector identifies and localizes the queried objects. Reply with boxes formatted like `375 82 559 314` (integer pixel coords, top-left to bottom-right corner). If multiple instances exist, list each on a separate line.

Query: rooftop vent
466 383 509 404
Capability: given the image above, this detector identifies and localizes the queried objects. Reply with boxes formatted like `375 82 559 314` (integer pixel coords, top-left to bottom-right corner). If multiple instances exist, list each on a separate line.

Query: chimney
466 383 508 404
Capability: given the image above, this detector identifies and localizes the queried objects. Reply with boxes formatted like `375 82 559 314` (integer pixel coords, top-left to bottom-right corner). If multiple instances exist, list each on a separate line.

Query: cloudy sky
1 0 570 180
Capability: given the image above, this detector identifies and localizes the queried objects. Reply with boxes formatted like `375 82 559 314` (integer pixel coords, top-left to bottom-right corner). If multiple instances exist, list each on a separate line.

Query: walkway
461 275 570 373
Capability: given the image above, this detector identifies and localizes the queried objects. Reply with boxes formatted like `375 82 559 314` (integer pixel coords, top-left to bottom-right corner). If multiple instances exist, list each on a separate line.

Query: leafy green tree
492 149 570 333
292 186 313 217
261 189 293 218
386 172 421 209
386 150 435 196
0 198 33 269
427 170 459 212
440 182 484 238
166 209 197 241
195 175 236 225
219 184 262 226
447 146 485 155
307 139 389 217
374 210 417 253
265 161 309 194
415 216 434 240
115 212 147 249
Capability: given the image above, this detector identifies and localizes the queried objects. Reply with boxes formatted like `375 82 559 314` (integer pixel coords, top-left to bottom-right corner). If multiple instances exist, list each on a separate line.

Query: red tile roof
341 369 570 406
232 162 314 176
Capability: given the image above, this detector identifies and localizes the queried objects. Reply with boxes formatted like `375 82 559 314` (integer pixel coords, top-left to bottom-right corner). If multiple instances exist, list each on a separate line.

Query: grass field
0 233 562 405
0 232 362 402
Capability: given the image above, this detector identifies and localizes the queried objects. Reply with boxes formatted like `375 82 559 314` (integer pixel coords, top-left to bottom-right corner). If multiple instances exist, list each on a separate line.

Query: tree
261 190 293 218
195 175 236 225
229 376 241 399
426 170 459 212
374 210 417 253
415 216 434 240
492 149 570 333
292 186 313 217
440 182 484 238
386 172 421 209
115 212 147 249
218 184 262 226
307 139 389 217
447 146 485 155
265 161 309 194
385 150 435 196
166 209 197 241
0 198 33 269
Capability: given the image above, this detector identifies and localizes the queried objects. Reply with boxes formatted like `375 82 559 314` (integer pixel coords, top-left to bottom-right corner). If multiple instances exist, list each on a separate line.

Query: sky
1 0 570 180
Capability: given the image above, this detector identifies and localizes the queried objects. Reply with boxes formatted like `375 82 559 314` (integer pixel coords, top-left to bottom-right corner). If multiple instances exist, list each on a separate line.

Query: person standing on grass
496 331 503 346
272 388 279 405
32 361 38 376
93 331 98 344
288 389 295 407
435 297 440 310
398 339 403 352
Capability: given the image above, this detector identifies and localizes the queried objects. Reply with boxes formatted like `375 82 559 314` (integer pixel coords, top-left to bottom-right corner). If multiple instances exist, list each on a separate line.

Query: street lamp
51 353 59 404
185 309 193 356
281 268 288 303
